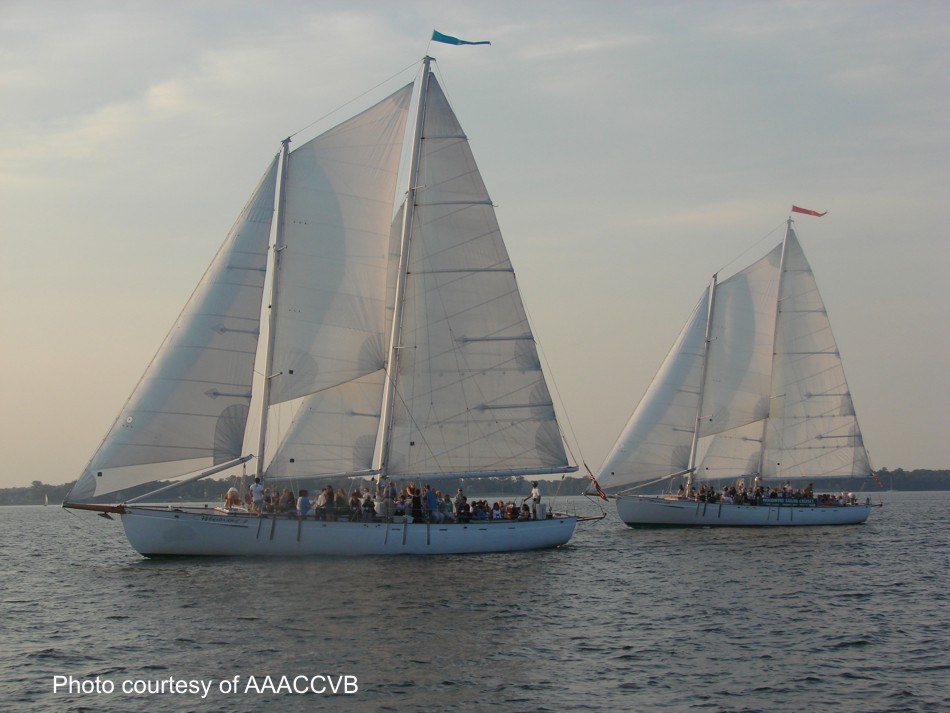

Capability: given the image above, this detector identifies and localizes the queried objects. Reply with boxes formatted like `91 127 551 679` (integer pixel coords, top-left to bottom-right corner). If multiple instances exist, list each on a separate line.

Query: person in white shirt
249 478 264 513
525 481 541 519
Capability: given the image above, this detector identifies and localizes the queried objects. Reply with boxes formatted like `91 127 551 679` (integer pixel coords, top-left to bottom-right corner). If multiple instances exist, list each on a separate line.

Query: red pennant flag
791 205 827 217
871 470 884 488
586 467 608 501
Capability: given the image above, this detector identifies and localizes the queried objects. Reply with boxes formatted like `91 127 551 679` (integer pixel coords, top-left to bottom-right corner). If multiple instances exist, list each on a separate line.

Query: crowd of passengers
678 478 860 507
225 479 542 523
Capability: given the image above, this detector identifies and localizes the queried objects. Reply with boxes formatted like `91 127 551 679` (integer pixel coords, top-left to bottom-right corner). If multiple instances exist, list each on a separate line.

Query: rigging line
714 220 787 278
380 361 444 477
286 59 420 141
519 288 586 470
428 55 454 109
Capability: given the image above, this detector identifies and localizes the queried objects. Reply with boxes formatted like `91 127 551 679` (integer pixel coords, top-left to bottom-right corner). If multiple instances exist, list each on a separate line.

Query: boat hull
615 495 872 527
120 507 577 557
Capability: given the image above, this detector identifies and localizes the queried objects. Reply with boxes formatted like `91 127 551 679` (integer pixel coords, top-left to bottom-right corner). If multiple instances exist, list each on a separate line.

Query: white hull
120 506 577 557
615 495 872 527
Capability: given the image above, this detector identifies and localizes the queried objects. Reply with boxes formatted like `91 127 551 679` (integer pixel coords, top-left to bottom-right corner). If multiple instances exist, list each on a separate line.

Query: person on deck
441 493 455 523
526 481 541 519
408 484 423 522
394 494 408 520
297 489 312 518
386 480 398 516
224 487 241 509
249 478 264 513
277 487 295 514
425 484 442 523
335 488 348 519
348 490 362 520
457 496 471 523
313 486 329 520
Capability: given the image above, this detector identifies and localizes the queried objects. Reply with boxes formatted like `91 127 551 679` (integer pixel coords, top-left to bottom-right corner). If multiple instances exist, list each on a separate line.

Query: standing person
325 485 337 521
525 481 541 519
378 478 395 521
425 484 442 523
249 477 264 513
297 489 312 518
386 479 398 520
407 483 423 522
313 486 329 520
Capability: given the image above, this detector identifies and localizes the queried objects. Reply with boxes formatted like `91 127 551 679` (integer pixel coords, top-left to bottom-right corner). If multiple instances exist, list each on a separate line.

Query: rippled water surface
2 492 948 712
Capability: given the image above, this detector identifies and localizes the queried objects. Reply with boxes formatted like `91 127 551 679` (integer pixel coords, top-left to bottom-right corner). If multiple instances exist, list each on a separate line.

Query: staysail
262 84 414 479
598 223 870 494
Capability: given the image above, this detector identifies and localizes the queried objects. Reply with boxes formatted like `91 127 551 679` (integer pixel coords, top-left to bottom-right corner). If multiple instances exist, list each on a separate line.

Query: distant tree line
1 473 586 506
3 468 947 506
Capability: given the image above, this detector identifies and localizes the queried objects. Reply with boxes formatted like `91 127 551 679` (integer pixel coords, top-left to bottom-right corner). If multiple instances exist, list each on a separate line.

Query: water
2 492 948 712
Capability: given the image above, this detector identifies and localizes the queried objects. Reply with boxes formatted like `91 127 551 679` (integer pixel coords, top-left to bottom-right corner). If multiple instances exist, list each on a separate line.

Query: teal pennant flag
432 30 491 46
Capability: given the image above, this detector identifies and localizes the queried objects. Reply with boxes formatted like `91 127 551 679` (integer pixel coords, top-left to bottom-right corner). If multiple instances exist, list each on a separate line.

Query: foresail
264 202 407 479
699 243 782 437
264 372 385 479
761 229 871 478
69 158 279 502
694 421 767 481
596 293 709 492
267 84 413 406
386 76 571 479
259 85 412 478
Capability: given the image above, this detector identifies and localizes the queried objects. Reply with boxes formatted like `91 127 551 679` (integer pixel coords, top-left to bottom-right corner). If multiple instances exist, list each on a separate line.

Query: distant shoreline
3 469 947 506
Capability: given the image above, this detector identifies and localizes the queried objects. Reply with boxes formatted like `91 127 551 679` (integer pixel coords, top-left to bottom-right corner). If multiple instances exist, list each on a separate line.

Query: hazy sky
2 1 948 490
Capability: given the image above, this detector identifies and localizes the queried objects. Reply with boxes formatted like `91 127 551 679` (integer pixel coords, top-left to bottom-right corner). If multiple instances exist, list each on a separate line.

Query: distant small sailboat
63 55 579 555
44 493 48 506
597 219 877 527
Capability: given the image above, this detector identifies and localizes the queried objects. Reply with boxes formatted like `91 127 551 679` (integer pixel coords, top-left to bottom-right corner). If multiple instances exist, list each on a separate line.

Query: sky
2 0 948 490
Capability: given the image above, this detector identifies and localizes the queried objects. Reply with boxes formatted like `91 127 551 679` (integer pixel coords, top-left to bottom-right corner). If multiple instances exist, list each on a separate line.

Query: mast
255 137 291 478
756 219 793 479
684 273 718 494
377 56 431 477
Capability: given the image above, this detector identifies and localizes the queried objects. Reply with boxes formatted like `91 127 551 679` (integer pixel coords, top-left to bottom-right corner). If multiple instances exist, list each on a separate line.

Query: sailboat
597 220 877 527
63 56 579 555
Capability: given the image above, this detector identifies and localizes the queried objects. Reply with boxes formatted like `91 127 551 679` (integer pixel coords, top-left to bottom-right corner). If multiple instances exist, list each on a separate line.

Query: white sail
264 372 385 478
267 85 413 405
761 230 870 478
384 77 571 479
699 244 782 436
70 159 279 501
597 294 709 490
260 84 413 479
597 223 871 494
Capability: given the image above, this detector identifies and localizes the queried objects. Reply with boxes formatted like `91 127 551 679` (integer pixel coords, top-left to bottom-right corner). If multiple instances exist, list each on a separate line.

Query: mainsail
67 57 575 506
597 223 870 495
383 76 571 479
